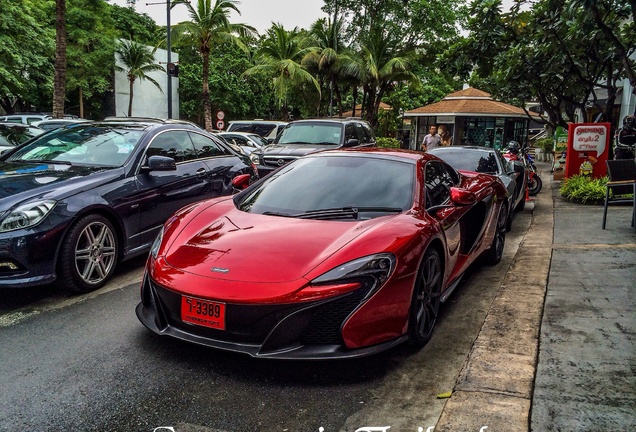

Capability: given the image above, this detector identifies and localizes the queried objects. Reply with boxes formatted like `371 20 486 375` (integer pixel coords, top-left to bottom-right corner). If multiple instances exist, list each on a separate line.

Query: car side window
189 132 232 158
425 161 455 208
147 131 197 163
354 123 369 143
345 124 357 143
252 124 276 138
362 123 375 143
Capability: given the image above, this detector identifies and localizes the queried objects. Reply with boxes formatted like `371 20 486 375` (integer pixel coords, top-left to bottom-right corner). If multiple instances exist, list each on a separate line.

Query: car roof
102 116 202 128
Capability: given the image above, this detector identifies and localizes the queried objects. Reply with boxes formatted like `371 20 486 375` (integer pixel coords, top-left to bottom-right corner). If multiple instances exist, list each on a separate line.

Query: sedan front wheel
57 214 118 293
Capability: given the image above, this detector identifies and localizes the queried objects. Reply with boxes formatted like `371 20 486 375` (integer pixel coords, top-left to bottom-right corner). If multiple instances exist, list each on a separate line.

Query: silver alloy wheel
74 221 117 284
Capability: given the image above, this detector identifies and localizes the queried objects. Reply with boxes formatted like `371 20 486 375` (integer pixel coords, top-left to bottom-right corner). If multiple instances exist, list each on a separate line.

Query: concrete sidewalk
434 163 636 431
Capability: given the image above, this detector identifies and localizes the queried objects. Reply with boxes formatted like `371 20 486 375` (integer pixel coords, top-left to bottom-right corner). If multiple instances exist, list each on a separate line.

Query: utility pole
146 0 173 118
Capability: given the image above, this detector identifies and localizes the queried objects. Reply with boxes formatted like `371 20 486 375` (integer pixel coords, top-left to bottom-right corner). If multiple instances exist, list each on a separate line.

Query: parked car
136 148 509 359
428 146 527 230
0 122 45 153
102 116 203 129
227 120 288 143
0 120 257 292
0 114 51 125
248 118 376 177
31 118 89 132
217 131 268 155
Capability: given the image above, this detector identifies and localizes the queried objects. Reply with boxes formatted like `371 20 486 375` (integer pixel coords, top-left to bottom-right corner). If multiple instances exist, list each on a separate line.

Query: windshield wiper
293 206 403 220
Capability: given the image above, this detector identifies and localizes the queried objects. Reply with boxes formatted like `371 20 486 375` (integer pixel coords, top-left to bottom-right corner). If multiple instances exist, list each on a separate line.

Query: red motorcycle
503 141 542 196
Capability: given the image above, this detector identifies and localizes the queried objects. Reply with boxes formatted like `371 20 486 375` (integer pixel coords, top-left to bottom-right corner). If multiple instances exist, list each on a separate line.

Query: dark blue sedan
0 120 257 292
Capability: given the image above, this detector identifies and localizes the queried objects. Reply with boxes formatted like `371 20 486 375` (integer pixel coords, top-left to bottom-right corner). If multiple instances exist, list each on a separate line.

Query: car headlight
312 253 396 286
249 153 260 165
0 200 57 233
150 227 164 259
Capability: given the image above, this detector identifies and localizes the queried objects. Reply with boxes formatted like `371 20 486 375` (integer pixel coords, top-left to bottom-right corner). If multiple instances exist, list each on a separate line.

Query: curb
434 168 554 432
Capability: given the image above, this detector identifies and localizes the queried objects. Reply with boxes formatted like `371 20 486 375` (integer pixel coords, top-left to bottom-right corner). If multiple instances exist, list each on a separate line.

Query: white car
218 131 269 155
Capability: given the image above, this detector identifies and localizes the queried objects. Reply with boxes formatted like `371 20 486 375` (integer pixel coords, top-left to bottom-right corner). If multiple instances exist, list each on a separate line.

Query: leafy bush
560 175 608 203
376 137 401 148
534 137 554 154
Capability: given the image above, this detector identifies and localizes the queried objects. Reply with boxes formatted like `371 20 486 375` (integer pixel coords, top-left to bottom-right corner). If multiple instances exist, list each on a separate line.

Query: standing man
614 115 636 159
422 125 441 151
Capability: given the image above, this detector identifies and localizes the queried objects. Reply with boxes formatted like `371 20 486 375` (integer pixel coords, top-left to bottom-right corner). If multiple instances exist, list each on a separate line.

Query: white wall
114 44 179 119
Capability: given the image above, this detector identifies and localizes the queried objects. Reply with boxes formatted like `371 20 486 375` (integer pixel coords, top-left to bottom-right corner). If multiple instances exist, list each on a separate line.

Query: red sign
564 123 610 179
216 110 225 120
216 119 225 130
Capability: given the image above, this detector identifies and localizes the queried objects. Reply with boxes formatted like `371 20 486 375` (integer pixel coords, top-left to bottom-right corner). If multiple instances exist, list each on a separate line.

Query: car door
425 160 464 279
131 129 217 251
189 131 247 196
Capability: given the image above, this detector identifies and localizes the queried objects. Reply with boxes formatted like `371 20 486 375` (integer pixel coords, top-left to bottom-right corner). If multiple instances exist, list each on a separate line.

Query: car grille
262 155 298 168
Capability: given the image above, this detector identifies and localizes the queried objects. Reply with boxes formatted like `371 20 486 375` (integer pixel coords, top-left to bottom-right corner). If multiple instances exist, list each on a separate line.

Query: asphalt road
0 207 533 432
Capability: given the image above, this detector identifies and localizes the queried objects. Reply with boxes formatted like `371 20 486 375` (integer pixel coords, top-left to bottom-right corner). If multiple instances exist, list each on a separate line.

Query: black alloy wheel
483 204 507 265
57 214 119 293
408 248 443 347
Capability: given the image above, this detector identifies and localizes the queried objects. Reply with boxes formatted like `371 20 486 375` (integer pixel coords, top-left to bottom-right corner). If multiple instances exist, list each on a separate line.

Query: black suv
249 118 376 176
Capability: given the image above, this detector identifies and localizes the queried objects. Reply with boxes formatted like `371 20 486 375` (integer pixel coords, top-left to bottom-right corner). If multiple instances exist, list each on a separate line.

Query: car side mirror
344 138 359 147
142 155 177 172
231 173 251 191
449 187 477 205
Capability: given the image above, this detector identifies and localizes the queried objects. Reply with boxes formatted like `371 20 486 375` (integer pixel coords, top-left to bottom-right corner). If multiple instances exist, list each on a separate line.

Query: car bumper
136 273 406 359
0 223 65 288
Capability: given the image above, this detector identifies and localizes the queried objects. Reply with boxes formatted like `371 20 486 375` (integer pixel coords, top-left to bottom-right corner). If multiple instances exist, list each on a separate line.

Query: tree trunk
351 86 358 117
79 87 84 119
52 0 67 119
128 76 135 116
202 51 213 131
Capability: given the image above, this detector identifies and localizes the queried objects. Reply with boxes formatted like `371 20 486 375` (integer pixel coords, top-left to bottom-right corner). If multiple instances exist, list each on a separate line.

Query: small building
404 87 530 151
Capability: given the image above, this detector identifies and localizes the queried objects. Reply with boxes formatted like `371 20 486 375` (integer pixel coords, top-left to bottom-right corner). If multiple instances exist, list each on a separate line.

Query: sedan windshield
239 155 414 220
0 125 44 147
276 123 342 145
431 150 499 174
5 125 143 167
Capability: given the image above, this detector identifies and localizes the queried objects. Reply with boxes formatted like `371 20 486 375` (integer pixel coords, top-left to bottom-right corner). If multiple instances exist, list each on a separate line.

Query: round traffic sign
216 111 225 120
216 119 225 130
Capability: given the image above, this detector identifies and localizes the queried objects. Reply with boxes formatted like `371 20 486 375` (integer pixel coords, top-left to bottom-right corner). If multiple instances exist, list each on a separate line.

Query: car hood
0 161 120 208
164 202 394 286
260 143 340 157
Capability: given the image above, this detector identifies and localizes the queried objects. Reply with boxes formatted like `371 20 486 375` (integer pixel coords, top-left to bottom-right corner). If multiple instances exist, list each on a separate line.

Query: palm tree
171 0 256 131
305 17 350 116
344 28 420 127
52 0 67 119
244 23 320 120
114 39 165 117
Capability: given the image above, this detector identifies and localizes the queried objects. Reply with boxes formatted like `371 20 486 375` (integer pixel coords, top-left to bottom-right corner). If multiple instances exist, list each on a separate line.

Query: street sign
216 111 225 120
216 120 225 130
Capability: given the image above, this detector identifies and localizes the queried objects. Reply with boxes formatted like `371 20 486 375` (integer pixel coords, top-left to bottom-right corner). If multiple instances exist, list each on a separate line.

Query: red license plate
181 296 226 330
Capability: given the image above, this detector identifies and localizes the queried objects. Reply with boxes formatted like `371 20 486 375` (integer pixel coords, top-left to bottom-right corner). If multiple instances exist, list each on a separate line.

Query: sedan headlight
0 200 57 233
249 153 260 165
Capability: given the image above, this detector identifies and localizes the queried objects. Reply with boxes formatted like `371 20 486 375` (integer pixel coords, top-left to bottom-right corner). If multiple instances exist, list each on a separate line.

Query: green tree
109 4 160 45
114 39 165 116
66 0 117 118
170 0 256 131
244 23 321 120
0 0 54 113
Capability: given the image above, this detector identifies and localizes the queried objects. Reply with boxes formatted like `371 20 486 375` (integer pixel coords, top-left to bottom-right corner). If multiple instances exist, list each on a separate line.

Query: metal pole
166 0 172 119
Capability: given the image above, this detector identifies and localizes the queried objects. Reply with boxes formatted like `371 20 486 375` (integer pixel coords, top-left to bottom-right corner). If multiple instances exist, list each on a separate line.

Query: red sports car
136 148 509 359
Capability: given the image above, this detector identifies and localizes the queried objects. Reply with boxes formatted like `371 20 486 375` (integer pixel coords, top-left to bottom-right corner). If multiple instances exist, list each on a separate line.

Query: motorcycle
503 142 542 196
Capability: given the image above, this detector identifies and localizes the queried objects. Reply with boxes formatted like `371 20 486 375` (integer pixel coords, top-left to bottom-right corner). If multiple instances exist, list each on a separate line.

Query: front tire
527 174 542 196
407 248 443 347
483 204 507 266
57 214 119 293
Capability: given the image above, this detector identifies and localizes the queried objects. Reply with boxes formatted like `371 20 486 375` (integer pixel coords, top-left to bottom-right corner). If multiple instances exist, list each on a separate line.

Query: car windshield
276 123 342 145
431 150 499 174
5 125 143 167
238 154 414 220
